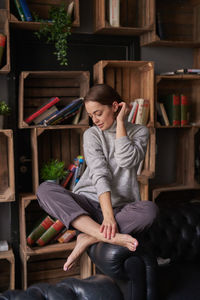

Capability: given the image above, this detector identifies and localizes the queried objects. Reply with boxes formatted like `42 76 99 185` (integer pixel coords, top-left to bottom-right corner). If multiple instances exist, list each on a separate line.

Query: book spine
135 99 145 124
25 97 60 124
19 0 32 21
27 216 54 246
109 0 120 27
140 100 150 125
61 164 76 188
57 230 76 243
0 34 6 68
181 94 189 126
132 103 139 123
172 95 181 126
14 0 26 21
36 220 65 246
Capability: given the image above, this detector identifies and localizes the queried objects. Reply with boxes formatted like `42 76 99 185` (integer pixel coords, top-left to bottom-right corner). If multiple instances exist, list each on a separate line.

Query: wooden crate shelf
0 130 15 202
94 0 154 36
93 60 155 179
0 249 15 291
156 75 200 127
30 127 87 193
8 0 80 30
0 9 10 73
141 0 200 47
19 193 92 289
18 71 90 129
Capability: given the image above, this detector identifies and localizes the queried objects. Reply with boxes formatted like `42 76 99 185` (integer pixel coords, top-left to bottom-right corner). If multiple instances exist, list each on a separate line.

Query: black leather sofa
0 274 123 300
88 201 200 300
2 202 200 300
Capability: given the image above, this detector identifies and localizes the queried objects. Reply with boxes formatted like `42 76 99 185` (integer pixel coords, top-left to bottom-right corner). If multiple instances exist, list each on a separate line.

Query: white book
128 101 138 122
109 0 120 27
135 99 150 125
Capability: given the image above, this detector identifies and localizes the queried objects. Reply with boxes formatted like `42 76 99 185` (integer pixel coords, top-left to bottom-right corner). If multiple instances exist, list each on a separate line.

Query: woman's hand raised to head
116 102 131 122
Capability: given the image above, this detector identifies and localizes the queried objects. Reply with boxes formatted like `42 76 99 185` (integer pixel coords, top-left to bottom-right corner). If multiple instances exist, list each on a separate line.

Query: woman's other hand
100 217 118 239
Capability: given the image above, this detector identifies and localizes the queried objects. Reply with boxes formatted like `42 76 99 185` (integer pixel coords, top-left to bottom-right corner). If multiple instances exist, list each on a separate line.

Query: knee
143 201 159 227
36 181 50 200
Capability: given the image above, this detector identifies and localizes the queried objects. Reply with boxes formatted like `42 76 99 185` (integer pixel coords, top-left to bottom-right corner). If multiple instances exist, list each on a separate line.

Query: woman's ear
112 101 119 112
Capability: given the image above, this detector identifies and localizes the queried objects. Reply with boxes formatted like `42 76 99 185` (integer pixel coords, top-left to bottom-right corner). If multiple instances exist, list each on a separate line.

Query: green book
160 94 181 126
27 215 55 246
36 219 65 246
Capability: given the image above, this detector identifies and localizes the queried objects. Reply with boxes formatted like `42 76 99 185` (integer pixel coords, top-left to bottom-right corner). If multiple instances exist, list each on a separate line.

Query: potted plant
40 159 68 183
0 101 11 129
34 2 73 66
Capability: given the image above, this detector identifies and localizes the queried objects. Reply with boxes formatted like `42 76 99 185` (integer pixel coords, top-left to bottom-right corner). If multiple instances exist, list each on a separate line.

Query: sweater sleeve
114 125 149 168
83 129 112 197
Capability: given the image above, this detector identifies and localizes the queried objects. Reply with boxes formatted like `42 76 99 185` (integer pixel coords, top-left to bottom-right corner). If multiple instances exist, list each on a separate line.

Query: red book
0 34 6 68
61 164 76 188
180 94 189 126
24 97 60 124
27 215 54 246
132 102 139 123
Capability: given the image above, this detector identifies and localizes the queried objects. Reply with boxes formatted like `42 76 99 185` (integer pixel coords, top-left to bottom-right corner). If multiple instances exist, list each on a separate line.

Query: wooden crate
19 193 92 289
0 249 15 291
93 60 155 178
18 71 90 128
9 0 80 30
30 127 87 194
0 9 10 73
94 0 154 36
141 0 200 47
0 130 15 202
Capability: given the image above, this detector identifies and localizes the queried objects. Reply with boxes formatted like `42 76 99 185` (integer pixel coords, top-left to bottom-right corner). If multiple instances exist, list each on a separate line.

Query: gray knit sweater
73 120 149 208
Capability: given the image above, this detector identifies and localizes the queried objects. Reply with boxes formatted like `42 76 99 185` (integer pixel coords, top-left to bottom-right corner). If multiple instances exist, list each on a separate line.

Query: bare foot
63 233 97 271
111 233 138 251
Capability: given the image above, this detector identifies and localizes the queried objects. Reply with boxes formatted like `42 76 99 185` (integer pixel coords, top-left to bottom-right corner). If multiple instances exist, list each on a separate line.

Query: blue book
19 0 32 21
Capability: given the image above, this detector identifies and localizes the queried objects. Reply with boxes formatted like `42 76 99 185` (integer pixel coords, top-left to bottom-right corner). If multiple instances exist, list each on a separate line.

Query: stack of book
25 97 84 126
61 155 85 190
157 94 190 127
128 98 150 126
27 215 76 247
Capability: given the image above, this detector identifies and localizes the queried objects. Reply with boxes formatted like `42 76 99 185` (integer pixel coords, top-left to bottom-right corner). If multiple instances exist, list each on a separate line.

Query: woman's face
85 101 117 131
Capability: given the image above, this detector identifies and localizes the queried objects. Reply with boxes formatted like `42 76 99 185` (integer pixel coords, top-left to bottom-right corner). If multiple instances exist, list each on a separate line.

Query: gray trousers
37 181 158 234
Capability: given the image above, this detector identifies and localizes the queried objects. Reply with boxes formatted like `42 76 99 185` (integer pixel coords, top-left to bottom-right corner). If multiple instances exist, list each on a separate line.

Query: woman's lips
97 123 104 128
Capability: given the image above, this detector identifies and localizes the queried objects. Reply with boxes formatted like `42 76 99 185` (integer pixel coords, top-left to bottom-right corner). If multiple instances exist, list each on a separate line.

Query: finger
104 226 107 239
107 225 112 240
111 225 116 238
100 224 104 233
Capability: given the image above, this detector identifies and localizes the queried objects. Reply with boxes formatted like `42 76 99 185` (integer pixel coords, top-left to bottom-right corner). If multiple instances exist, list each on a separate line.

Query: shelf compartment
0 249 15 291
0 9 10 73
154 127 196 191
93 60 155 178
141 0 200 47
156 75 200 127
0 130 15 202
30 127 86 193
18 71 90 129
19 193 92 289
94 0 154 36
9 0 80 30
